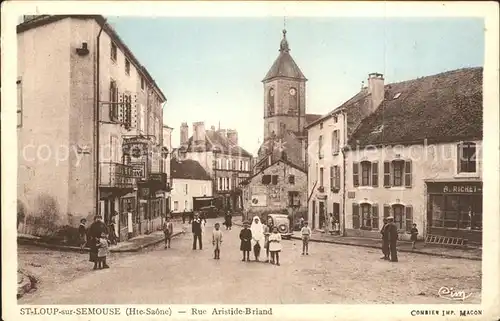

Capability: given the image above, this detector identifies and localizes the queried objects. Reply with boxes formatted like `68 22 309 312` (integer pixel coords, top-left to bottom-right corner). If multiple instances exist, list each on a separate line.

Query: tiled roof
170 159 211 180
349 67 483 146
185 130 253 158
263 51 307 82
305 114 322 124
241 157 306 186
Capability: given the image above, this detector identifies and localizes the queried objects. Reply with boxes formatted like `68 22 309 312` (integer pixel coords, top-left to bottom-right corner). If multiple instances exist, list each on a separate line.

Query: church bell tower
262 29 307 140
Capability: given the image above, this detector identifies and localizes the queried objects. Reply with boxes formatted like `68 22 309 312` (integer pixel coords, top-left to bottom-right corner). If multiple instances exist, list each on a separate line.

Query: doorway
319 201 325 229
312 200 316 229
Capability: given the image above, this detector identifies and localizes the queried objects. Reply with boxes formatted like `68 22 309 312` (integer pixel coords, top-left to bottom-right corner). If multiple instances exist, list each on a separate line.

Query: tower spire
279 27 290 52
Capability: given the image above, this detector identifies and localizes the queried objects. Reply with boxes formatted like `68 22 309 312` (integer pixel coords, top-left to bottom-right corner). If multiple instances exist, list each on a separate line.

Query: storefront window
430 194 482 230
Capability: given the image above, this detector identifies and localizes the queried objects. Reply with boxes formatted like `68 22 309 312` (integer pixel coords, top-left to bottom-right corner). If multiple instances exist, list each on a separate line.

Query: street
19 219 481 305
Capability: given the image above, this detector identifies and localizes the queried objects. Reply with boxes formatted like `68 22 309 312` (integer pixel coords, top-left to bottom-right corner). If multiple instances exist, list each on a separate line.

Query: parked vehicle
199 205 220 219
267 214 292 239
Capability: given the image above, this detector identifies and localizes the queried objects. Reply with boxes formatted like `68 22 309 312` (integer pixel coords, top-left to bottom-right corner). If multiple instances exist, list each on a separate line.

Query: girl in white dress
268 226 282 266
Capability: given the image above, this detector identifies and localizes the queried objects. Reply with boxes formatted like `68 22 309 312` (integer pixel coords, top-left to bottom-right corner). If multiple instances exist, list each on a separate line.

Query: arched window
268 88 275 116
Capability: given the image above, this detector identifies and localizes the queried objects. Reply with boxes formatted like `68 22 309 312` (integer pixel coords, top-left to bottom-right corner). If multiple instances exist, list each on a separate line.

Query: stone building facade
16 15 169 239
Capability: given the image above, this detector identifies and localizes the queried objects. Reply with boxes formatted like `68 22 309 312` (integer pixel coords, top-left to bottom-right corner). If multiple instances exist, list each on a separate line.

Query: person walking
163 215 174 249
250 216 265 261
380 218 390 260
239 221 252 262
78 218 87 253
386 216 398 262
126 207 134 240
192 212 203 250
88 215 109 270
225 211 233 230
301 221 311 255
182 209 187 224
268 226 282 266
410 223 419 250
212 222 223 259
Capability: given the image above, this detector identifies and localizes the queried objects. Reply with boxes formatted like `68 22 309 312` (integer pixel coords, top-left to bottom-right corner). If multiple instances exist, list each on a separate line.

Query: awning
122 192 135 198
194 197 215 201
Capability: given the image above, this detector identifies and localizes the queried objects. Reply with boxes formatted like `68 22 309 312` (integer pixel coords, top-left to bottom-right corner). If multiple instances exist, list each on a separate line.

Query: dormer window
458 142 477 173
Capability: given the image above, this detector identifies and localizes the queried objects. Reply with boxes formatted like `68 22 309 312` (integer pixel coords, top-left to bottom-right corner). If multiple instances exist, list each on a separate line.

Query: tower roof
262 29 307 82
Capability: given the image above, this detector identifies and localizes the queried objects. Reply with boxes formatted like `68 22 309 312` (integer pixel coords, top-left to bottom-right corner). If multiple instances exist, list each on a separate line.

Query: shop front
426 181 482 245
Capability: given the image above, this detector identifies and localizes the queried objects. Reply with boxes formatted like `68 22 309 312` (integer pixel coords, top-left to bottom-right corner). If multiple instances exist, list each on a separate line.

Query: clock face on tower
289 88 297 96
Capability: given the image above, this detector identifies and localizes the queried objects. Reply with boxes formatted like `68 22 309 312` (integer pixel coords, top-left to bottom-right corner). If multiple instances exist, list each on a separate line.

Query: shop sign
139 186 151 199
130 163 145 178
427 182 482 194
251 194 267 207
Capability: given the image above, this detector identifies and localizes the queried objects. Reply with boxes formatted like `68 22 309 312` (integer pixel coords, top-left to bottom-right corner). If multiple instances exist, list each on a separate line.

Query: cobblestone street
19 219 481 305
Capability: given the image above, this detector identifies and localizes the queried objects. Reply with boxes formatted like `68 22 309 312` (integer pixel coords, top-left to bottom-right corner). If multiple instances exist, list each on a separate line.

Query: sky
106 17 484 155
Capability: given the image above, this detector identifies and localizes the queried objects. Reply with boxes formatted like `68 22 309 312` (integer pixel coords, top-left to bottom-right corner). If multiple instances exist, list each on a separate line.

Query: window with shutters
457 142 477 173
330 166 340 190
353 162 359 187
360 203 371 228
372 162 379 187
318 135 324 159
392 160 404 186
262 175 271 185
372 204 379 229
125 59 131 75
392 204 405 230
271 175 278 185
17 78 23 128
352 203 360 229
404 160 412 187
109 80 119 121
289 175 295 185
361 161 371 186
111 42 117 61
332 130 340 155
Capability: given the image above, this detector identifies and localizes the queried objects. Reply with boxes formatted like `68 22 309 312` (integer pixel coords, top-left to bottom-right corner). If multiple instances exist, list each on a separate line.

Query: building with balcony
306 67 483 245
16 15 169 239
177 122 253 212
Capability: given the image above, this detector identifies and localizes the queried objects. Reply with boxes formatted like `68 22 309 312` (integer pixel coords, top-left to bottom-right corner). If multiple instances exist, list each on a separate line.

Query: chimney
180 122 189 147
211 125 216 131
227 129 238 145
193 121 206 143
367 73 385 113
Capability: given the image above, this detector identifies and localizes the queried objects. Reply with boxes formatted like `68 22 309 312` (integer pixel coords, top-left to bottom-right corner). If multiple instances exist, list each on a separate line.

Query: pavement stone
233 218 481 261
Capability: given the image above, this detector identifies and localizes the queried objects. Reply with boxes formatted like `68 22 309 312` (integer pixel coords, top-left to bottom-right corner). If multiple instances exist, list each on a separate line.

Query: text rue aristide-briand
195 307 273 316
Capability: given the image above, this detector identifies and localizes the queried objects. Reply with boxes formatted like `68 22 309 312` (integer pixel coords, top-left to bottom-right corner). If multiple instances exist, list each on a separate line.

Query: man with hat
386 216 398 262
192 212 203 250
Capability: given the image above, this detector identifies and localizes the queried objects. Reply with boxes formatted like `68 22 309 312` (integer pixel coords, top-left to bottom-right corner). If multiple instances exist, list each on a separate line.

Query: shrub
17 200 26 229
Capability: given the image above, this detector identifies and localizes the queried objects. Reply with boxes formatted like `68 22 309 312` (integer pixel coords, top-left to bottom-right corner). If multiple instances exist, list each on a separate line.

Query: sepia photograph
2 1 499 320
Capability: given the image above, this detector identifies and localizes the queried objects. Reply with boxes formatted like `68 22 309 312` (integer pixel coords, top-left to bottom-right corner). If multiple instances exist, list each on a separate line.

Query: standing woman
250 216 265 261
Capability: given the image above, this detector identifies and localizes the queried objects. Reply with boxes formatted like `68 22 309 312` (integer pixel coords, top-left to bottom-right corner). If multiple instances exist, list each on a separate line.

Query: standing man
386 216 398 262
182 209 187 224
380 218 389 260
192 212 203 250
88 215 109 269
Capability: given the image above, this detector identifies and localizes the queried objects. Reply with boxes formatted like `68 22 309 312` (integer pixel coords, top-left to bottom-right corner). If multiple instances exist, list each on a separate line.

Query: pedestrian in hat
380 218 390 260
386 216 398 262
300 221 312 255
239 221 252 262
192 212 203 250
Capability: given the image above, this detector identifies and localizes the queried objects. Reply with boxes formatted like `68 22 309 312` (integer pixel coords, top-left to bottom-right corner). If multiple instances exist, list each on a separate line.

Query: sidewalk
233 218 481 261
17 224 186 254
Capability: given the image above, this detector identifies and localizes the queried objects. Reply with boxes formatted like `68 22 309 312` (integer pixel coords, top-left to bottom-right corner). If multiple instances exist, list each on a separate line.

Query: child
163 216 174 249
239 221 252 262
263 221 271 263
268 226 282 266
410 223 419 249
212 223 223 259
300 221 311 255
78 218 87 253
96 232 110 269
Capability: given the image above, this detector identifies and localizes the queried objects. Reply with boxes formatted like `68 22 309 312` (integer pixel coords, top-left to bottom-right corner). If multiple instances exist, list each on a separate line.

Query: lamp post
160 146 169 227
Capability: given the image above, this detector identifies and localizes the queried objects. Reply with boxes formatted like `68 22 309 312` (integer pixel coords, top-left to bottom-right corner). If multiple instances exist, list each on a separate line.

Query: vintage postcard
2 1 499 320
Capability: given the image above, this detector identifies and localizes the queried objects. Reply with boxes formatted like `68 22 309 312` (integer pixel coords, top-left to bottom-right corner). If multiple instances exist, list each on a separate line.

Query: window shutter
353 162 359 187
404 160 412 188
372 162 379 187
352 203 360 229
383 204 390 218
372 204 379 229
457 143 462 173
330 166 334 189
405 206 413 232
383 161 391 187
271 175 278 185
335 166 340 189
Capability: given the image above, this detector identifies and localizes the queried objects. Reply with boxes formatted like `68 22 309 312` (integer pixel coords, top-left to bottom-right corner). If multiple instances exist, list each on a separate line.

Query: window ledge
389 187 407 191
332 152 340 156
357 186 373 190
454 172 480 179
